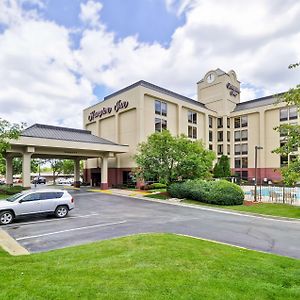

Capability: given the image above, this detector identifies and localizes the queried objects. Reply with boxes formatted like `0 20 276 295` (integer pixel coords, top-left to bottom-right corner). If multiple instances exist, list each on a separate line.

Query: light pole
254 146 263 202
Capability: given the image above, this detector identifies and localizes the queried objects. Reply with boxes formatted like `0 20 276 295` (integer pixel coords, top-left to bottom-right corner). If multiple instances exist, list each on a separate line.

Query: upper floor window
227 131 230 142
280 106 298 121
155 118 167 132
227 118 230 128
217 131 223 142
217 144 223 155
209 116 213 128
188 111 197 124
209 130 213 142
234 116 248 128
155 100 167 116
217 117 223 128
234 130 248 142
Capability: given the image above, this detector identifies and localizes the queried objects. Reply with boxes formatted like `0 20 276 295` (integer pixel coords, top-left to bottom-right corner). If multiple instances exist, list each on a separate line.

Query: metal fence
241 185 300 206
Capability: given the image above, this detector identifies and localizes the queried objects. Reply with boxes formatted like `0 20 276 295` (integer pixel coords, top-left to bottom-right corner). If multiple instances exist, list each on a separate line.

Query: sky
0 0 299 129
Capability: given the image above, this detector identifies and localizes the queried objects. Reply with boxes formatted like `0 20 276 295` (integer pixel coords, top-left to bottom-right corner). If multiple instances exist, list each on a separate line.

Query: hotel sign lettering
88 100 129 122
226 82 240 97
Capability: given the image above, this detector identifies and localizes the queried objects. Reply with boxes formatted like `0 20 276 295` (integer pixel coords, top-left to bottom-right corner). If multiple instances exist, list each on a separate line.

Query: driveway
2 190 300 258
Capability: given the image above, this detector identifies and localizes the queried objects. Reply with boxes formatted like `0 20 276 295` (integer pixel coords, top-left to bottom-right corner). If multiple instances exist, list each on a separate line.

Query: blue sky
41 0 185 45
0 0 299 128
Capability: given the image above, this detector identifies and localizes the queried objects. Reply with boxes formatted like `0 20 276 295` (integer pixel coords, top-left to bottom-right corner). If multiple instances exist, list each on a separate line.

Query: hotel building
83 69 298 187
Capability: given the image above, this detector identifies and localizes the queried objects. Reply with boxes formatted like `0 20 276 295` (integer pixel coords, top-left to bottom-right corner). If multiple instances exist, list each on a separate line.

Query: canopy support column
101 154 108 190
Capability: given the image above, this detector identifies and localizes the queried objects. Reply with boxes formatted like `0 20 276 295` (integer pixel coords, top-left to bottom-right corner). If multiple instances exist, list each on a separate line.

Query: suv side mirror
19 199 23 203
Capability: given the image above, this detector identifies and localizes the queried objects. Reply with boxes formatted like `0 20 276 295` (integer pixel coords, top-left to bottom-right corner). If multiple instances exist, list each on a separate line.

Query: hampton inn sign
88 100 129 122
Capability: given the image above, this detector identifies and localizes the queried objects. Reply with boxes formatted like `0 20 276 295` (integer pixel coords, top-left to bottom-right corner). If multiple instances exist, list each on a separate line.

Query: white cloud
79 0 103 28
0 0 300 130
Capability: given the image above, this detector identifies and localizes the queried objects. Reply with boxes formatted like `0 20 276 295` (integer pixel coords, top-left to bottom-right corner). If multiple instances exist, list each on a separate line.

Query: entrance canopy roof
7 124 129 159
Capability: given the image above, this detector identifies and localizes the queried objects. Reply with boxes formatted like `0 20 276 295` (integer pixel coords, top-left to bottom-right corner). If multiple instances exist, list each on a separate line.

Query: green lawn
0 194 7 199
144 192 169 200
0 234 299 299
183 200 300 219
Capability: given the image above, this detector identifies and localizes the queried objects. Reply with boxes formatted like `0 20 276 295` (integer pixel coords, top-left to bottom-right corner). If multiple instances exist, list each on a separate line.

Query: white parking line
16 220 127 241
3 213 102 227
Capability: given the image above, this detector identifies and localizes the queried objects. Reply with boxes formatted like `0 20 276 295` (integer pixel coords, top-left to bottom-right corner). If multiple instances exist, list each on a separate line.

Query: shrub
0 185 24 195
168 180 244 206
148 183 167 189
206 180 244 205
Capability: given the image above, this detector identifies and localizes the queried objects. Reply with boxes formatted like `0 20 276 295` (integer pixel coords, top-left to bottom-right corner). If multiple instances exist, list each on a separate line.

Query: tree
0 119 24 175
49 159 64 184
273 64 300 185
134 130 215 185
61 160 75 175
213 155 231 178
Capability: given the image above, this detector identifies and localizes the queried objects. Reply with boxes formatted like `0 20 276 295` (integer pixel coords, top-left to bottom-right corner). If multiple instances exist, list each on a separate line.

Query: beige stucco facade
83 69 298 186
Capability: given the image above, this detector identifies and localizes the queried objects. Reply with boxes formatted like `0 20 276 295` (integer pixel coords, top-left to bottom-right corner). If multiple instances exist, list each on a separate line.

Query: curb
104 191 300 224
0 228 30 256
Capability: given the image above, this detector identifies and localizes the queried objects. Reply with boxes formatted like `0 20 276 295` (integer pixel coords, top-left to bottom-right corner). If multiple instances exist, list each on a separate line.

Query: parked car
32 177 46 184
0 178 6 185
0 189 74 225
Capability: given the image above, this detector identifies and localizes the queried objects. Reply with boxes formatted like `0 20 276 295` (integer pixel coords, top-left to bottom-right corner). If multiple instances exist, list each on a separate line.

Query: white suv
0 189 74 225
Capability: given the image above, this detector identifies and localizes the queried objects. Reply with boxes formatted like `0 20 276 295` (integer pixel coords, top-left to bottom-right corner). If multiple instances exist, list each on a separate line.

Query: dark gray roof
21 124 120 145
234 93 283 112
102 80 206 109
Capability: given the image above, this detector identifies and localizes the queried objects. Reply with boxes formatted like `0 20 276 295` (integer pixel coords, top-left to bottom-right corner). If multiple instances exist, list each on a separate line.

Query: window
280 156 288 167
155 118 167 132
188 126 197 139
227 144 230 155
241 130 248 141
234 116 248 128
209 116 213 128
217 144 223 155
234 117 241 128
188 111 197 124
40 192 63 200
235 158 241 168
209 130 213 142
227 131 230 142
242 157 248 168
217 131 223 142
279 127 288 137
234 131 241 142
209 144 213 151
227 118 230 128
235 144 241 155
241 116 248 127
289 106 298 120
22 193 41 202
241 144 248 155
280 108 288 121
234 130 247 142
290 155 298 163
217 118 223 128
155 100 167 116
241 171 248 180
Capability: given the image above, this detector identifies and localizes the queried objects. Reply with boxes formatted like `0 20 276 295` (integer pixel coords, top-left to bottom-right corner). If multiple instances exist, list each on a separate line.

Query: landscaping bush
148 183 167 189
0 185 24 195
168 180 244 206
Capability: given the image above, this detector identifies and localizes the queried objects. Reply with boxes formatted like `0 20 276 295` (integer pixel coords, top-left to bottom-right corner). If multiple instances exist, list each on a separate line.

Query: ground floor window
188 126 197 139
155 118 167 132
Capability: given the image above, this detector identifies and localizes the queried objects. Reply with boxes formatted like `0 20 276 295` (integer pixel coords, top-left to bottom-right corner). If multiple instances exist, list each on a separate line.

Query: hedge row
0 185 24 195
167 180 244 206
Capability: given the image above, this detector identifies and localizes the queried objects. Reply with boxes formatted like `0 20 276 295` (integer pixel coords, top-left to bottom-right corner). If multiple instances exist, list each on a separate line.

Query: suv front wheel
0 211 14 225
54 206 69 218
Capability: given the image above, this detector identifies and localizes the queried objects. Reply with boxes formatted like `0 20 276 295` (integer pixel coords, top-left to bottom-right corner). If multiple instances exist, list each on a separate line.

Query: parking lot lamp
254 146 263 202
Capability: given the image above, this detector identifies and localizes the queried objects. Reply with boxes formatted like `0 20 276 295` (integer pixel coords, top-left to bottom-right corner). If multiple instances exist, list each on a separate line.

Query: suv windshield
6 193 23 202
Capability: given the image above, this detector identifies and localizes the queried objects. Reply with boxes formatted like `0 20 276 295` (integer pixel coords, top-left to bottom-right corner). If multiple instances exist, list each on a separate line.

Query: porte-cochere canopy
5 124 129 189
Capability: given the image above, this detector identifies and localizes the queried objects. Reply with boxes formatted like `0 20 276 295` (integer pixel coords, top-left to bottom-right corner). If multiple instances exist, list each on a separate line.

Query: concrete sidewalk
0 228 29 256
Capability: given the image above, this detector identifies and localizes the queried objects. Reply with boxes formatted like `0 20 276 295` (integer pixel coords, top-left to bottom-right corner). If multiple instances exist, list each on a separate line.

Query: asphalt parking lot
2 189 300 258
